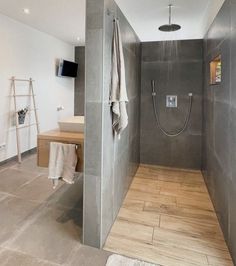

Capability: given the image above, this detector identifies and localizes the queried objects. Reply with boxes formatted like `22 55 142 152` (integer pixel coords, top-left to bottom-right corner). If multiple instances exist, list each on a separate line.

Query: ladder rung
11 78 35 82
13 94 36 97
15 108 38 114
17 123 39 129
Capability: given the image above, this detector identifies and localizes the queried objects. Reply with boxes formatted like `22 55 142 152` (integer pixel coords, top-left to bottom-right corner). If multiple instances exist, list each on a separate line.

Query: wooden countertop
38 129 84 142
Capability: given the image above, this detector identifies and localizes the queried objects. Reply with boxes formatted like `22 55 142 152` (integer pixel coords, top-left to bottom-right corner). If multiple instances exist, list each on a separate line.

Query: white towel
110 19 128 137
48 142 77 188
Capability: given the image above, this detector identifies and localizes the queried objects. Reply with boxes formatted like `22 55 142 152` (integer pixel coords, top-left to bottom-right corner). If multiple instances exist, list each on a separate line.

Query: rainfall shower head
159 4 181 32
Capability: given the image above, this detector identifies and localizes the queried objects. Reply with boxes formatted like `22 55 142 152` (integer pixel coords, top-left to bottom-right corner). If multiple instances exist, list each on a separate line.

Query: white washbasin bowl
58 116 84 133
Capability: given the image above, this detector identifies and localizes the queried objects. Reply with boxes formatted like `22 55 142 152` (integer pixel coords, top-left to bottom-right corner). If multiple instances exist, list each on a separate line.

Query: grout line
151 227 155 243
0 247 61 266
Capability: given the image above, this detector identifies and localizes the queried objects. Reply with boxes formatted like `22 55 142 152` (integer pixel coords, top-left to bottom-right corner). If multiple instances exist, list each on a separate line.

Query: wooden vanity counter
37 130 84 172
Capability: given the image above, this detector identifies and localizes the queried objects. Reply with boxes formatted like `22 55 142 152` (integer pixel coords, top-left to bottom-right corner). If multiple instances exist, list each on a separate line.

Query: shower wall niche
210 55 222 85
140 40 203 169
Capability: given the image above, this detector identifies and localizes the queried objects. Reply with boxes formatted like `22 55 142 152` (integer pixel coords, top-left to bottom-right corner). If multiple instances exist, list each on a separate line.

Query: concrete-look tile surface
13 175 61 203
12 155 48 175
47 176 83 210
0 153 114 265
0 248 60 266
66 245 111 266
0 195 39 245
0 168 39 193
9 205 82 264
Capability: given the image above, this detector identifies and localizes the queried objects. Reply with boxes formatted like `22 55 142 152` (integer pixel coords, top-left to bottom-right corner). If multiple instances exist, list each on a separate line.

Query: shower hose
151 80 193 137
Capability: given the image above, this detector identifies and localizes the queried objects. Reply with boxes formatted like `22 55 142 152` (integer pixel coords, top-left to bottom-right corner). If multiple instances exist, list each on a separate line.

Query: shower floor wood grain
104 165 233 266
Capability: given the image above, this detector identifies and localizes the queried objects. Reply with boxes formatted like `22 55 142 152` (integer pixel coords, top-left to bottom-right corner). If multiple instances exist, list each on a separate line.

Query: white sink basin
58 116 84 133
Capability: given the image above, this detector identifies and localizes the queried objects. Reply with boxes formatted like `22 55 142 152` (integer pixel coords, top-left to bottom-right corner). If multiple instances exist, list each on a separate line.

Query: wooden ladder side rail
29 78 40 134
11 77 22 163
11 76 40 163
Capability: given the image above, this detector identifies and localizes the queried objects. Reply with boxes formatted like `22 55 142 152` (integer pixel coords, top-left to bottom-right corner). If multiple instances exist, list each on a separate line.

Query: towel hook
107 8 118 21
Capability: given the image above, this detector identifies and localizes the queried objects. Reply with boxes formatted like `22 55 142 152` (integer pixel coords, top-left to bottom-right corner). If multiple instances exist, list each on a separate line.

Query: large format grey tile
8 206 82 265
229 183 236 264
213 101 231 174
206 0 231 53
83 174 101 248
13 175 60 203
47 176 83 210
0 248 59 266
84 102 102 177
0 168 39 194
0 195 38 245
12 156 48 175
74 46 85 116
142 40 203 62
66 245 111 266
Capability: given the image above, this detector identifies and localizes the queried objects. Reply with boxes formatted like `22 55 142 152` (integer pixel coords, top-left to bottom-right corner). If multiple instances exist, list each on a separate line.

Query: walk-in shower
151 80 193 137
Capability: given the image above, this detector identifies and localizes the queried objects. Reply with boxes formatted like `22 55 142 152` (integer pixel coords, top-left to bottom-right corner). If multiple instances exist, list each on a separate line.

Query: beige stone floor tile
144 201 217 224
118 207 160 227
207 254 234 266
0 248 59 266
122 198 145 211
8 206 82 265
132 177 158 186
126 189 176 205
160 188 211 201
139 164 201 174
153 226 231 259
104 165 233 266
109 219 154 243
104 234 202 266
160 215 224 241
177 196 214 211
0 168 39 194
179 182 208 193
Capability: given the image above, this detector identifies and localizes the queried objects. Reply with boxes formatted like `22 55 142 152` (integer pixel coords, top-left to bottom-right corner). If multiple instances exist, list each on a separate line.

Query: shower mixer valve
166 95 177 108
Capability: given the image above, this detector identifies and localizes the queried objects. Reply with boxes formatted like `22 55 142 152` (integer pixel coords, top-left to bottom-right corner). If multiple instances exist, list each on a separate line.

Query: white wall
0 13 75 162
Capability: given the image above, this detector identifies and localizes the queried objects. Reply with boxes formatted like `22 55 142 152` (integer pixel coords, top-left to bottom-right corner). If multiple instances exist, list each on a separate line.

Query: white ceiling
115 0 225 41
0 0 224 45
0 0 86 46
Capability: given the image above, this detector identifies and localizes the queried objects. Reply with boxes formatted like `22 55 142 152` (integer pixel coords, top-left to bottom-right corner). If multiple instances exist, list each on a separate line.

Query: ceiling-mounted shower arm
168 4 172 25
159 4 181 32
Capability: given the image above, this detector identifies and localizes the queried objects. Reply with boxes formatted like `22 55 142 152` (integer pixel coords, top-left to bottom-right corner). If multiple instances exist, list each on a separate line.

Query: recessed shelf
210 55 222 85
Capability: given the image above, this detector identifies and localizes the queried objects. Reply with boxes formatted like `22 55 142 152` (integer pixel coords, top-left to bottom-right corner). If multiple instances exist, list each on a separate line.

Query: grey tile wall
203 0 236 263
83 0 104 248
101 0 141 245
140 40 203 169
74 46 85 116
84 0 141 248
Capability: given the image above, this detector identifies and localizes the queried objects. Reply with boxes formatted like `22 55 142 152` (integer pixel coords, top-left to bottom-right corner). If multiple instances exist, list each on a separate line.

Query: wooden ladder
11 77 40 163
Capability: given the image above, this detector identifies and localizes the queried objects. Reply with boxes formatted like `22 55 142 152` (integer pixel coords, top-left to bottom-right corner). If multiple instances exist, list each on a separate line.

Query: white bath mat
106 254 158 266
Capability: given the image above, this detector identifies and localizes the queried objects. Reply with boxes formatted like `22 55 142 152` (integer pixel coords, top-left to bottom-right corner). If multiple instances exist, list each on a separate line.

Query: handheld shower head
151 80 156 96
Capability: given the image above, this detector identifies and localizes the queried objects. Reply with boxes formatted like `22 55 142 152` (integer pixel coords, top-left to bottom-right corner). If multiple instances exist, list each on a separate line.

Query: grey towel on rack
110 19 128 137
48 142 77 188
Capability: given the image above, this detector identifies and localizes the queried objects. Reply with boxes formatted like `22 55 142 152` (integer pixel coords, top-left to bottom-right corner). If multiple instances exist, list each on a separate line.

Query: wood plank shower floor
104 165 233 266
